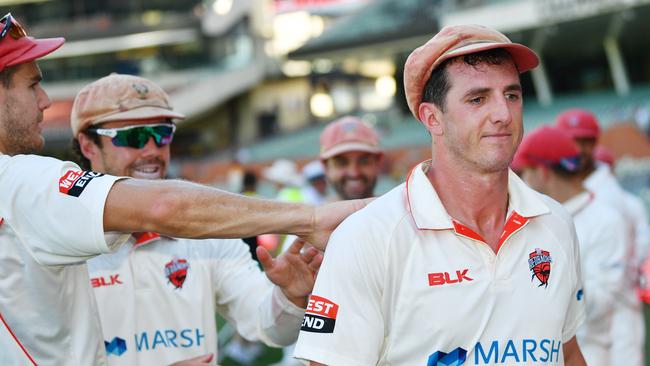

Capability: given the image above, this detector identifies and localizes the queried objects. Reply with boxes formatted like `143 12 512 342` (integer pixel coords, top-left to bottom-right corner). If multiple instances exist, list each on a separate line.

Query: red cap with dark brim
1 35 65 72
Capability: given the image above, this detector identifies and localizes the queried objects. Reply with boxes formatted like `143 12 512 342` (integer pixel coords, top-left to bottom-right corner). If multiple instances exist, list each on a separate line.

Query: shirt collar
563 190 594 216
406 161 550 231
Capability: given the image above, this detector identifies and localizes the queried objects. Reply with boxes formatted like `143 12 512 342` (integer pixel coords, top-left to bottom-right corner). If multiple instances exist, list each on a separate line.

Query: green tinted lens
111 125 174 149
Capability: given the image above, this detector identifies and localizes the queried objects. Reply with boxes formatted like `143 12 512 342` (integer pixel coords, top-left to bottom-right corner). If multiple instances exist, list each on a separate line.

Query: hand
302 198 372 250
169 353 214 365
257 238 323 308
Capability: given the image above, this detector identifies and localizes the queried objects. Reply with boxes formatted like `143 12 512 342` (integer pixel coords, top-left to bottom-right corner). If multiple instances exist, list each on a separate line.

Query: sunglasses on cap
0 13 27 41
86 123 176 149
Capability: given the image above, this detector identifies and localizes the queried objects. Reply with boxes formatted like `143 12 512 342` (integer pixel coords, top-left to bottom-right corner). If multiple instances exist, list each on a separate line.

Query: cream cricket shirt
88 234 305 365
0 154 128 366
295 161 585 365
564 191 626 366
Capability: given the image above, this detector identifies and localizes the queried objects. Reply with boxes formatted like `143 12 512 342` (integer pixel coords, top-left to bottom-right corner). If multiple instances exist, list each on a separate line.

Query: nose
36 85 52 111
139 136 162 156
344 161 362 178
489 94 512 125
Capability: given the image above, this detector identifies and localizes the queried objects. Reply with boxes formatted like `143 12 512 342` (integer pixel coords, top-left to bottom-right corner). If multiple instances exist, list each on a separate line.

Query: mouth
131 164 164 179
482 133 511 140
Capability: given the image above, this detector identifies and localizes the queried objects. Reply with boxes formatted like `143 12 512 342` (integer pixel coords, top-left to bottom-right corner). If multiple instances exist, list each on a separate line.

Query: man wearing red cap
295 24 586 365
0 13 364 366
513 126 627 366
319 116 383 201
556 108 648 366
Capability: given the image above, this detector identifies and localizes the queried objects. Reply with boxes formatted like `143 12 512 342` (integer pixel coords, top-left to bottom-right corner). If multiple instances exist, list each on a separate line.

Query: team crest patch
164 258 189 289
528 248 552 288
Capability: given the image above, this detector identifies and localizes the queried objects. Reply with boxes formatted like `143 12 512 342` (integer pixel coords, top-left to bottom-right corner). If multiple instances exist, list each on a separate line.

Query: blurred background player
272 115 383 366
556 108 649 366
513 125 627 366
300 160 328 205
73 74 322 365
319 116 383 201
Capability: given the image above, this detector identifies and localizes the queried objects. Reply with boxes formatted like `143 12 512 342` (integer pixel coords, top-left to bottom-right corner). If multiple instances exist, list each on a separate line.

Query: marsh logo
427 347 467 366
427 339 561 365
105 337 127 357
135 328 205 351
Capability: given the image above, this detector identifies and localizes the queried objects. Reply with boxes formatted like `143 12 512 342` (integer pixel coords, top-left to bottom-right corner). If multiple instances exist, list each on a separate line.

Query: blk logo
428 347 467 366
91 274 123 288
105 337 127 357
428 269 473 286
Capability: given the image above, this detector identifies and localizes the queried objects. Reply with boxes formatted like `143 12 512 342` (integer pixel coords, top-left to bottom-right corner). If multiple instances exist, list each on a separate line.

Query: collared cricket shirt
295 161 585 366
0 154 129 366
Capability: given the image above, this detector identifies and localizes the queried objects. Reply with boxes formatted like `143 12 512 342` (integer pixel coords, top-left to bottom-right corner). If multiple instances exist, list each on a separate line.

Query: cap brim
563 128 599 139
7 37 65 67
320 142 382 160
93 106 186 125
434 42 539 74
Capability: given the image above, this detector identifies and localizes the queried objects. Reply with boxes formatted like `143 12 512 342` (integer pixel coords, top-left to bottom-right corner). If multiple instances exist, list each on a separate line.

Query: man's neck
426 161 509 252
547 177 585 204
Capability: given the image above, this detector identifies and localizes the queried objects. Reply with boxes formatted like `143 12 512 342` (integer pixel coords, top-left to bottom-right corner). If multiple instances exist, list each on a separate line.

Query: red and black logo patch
528 248 552 288
59 170 104 197
301 295 338 333
165 258 189 289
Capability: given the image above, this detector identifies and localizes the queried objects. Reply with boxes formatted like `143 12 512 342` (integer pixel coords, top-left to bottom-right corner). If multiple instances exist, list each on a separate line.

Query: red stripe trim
452 220 485 243
132 232 161 247
496 211 529 253
0 311 37 365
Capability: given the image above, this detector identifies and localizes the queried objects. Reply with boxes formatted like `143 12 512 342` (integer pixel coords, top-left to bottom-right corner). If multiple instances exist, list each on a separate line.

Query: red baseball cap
320 116 381 159
555 108 600 139
0 13 64 73
511 126 581 173
404 24 539 121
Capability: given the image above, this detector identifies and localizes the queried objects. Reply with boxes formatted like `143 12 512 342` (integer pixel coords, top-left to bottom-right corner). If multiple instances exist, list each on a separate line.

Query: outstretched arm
104 178 368 249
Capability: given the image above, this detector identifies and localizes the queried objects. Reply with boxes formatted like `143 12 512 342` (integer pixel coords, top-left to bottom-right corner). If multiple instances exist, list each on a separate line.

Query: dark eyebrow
505 83 522 92
462 84 522 99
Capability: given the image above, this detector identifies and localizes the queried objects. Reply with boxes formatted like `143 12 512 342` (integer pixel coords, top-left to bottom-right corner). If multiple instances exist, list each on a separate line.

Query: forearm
104 178 314 239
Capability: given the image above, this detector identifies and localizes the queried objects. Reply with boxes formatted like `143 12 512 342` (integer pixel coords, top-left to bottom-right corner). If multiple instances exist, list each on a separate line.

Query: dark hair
71 132 103 171
422 48 515 112
0 64 19 88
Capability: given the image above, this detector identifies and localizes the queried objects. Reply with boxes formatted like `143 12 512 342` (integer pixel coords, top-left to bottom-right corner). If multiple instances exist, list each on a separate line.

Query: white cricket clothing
584 164 646 366
564 191 626 366
0 154 129 366
295 161 585 365
88 233 305 365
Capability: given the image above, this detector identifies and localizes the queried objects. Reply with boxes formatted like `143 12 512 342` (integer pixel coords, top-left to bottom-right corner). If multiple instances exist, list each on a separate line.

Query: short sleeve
562 222 587 342
294 212 386 366
0 154 128 265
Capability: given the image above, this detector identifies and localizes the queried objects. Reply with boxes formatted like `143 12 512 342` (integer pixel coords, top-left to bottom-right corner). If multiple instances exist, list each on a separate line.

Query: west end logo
165 258 189 289
528 248 552 288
